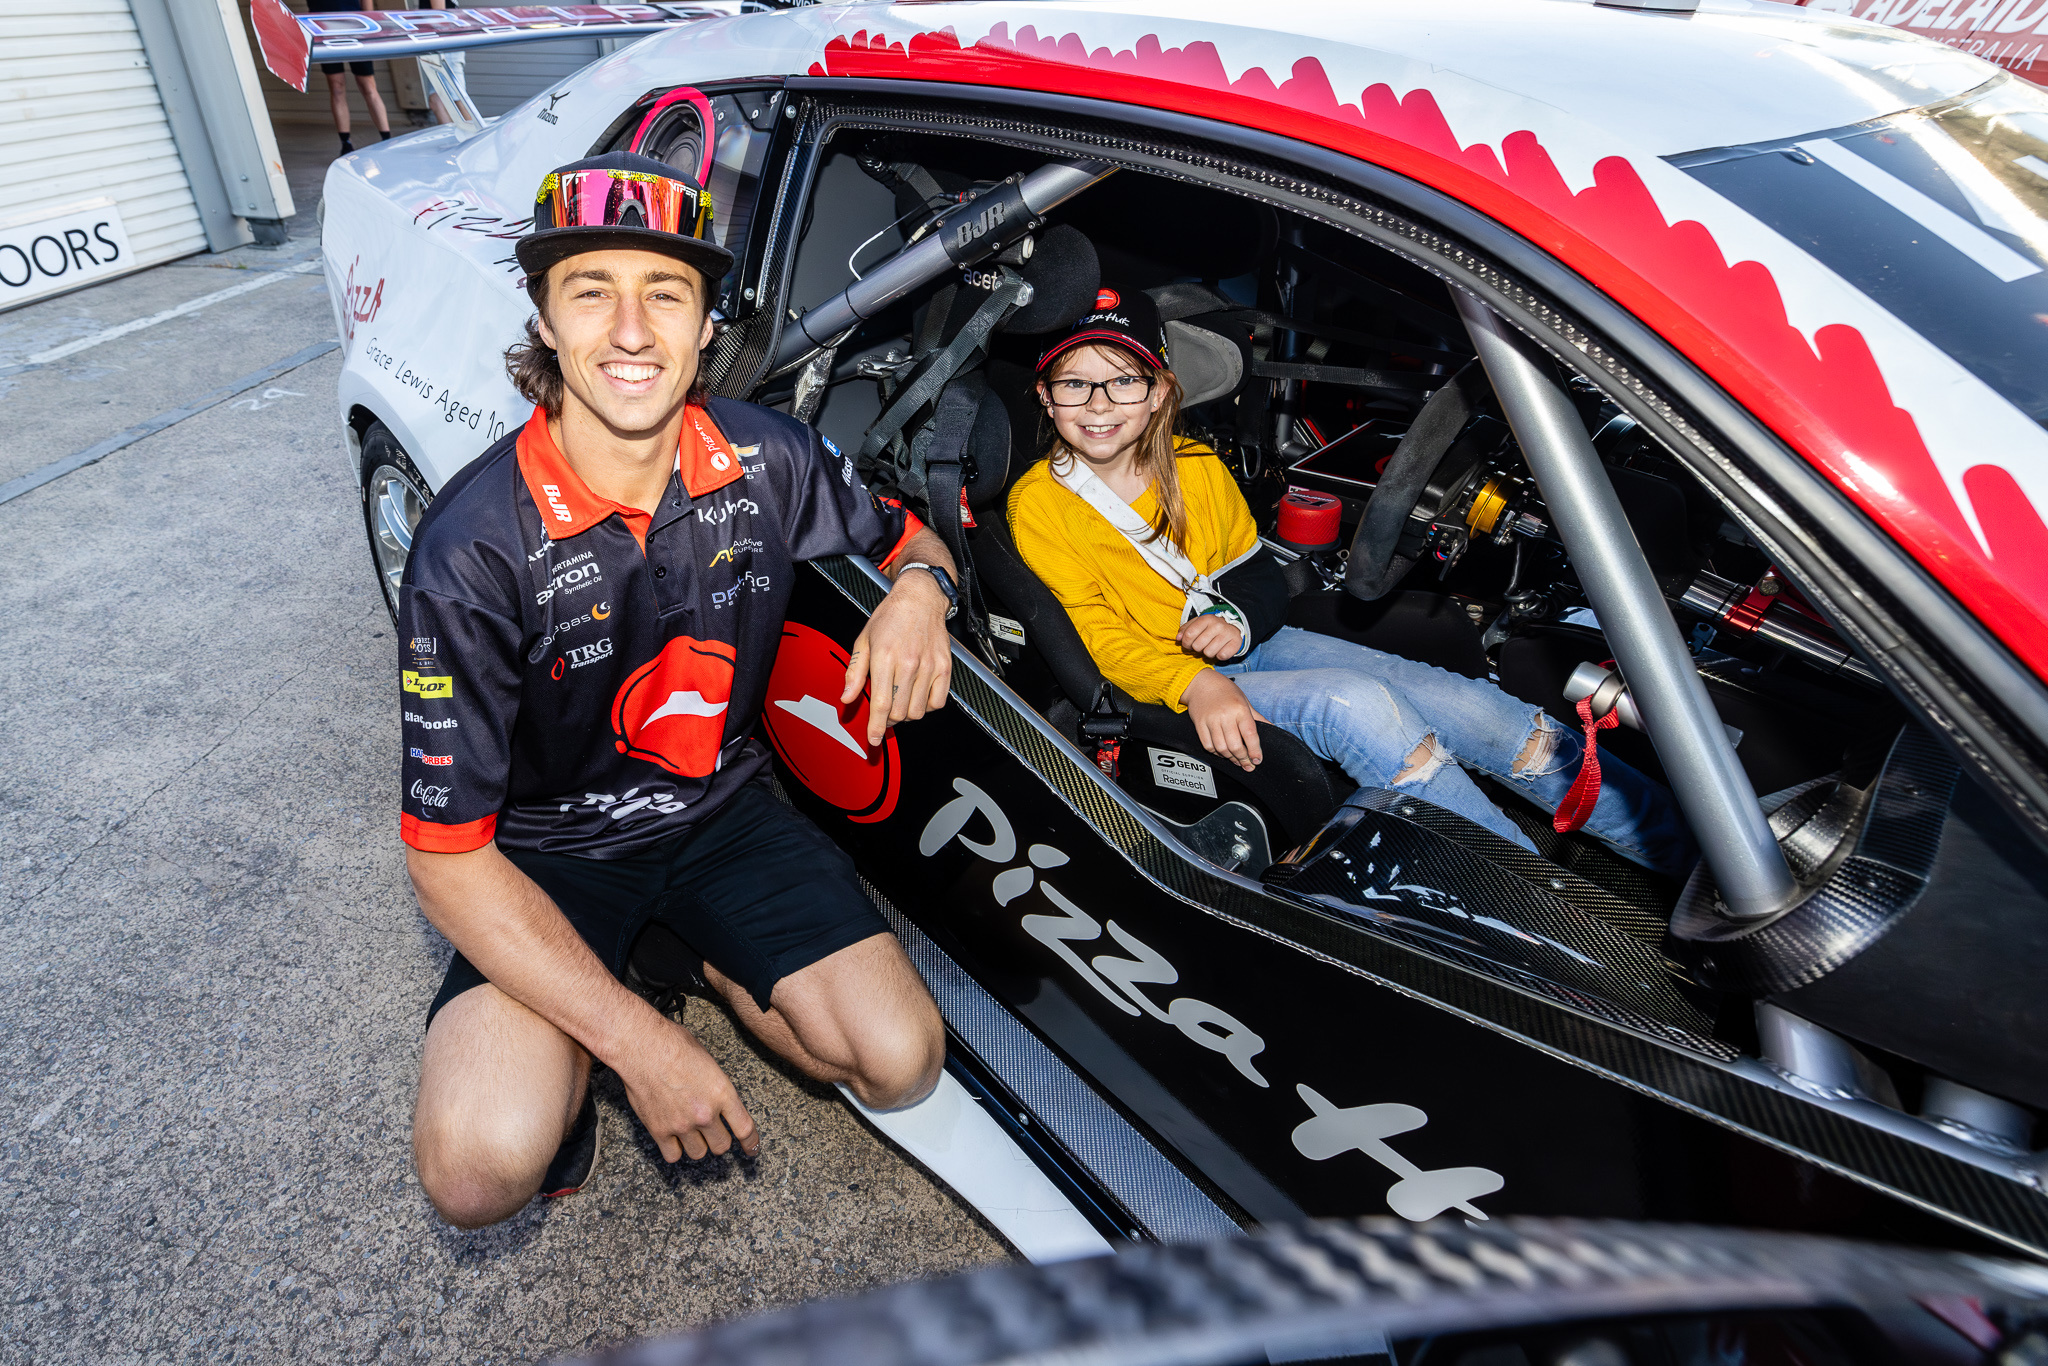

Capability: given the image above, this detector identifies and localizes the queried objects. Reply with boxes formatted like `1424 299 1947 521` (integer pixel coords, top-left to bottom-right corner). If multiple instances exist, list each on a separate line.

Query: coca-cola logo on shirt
610 635 736 778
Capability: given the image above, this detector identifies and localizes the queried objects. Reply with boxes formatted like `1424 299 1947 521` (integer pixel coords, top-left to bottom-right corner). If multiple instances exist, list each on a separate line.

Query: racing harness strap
855 270 1033 666
857 270 1030 501
1553 694 1620 834
918 374 995 657
1051 457 1256 660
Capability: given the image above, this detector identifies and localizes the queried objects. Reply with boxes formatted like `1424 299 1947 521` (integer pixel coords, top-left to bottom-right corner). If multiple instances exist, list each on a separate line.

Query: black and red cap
516 151 734 285
1035 286 1169 373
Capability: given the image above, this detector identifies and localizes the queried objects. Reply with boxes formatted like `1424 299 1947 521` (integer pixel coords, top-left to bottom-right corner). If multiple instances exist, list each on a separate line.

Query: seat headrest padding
1166 320 1243 408
1001 225 1101 336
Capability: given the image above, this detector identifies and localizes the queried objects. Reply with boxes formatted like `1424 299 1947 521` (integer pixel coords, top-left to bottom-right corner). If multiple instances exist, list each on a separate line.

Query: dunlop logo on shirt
403 670 454 699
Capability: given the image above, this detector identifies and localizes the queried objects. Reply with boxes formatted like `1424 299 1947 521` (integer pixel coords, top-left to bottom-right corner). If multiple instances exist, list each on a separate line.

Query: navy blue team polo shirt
396 399 921 857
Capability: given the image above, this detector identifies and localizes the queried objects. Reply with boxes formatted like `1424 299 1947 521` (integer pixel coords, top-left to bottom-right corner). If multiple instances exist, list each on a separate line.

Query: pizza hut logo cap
1036 285 1168 373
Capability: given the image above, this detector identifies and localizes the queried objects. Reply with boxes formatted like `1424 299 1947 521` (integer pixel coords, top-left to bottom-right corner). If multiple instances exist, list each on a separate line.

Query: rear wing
250 0 766 92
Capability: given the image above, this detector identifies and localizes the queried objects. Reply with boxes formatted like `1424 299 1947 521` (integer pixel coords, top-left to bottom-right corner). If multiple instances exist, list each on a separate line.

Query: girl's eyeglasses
1044 375 1155 406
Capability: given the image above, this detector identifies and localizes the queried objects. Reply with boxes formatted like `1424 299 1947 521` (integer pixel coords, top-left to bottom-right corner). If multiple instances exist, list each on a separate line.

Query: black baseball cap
515 151 734 285
1035 286 1170 373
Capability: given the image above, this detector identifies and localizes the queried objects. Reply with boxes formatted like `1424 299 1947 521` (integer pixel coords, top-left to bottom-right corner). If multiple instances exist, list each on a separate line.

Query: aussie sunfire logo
919 777 1504 1222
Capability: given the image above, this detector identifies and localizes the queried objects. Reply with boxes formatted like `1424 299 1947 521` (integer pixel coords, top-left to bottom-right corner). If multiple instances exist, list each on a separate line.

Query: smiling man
393 152 961 1228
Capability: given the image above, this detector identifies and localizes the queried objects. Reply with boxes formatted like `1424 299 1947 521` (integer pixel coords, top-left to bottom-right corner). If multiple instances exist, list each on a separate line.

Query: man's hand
1177 614 1245 662
842 531 956 747
1182 669 1268 772
613 1013 761 1162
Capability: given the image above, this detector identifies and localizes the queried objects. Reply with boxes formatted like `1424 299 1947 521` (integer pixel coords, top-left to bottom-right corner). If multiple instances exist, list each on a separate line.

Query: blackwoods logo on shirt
610 636 735 778
918 777 1505 1222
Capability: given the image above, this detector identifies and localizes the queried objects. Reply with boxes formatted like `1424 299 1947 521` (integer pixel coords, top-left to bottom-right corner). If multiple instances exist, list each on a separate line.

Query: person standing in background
309 0 391 155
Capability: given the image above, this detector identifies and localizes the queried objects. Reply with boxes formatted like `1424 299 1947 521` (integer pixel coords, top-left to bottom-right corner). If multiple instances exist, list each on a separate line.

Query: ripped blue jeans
1218 627 1696 876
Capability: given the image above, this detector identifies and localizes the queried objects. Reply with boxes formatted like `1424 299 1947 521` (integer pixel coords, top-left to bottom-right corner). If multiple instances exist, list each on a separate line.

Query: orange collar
678 404 745 499
516 404 743 549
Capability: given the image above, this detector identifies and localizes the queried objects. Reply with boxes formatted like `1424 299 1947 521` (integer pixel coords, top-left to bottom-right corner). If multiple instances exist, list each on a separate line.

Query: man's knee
846 992 944 1111
412 985 584 1228
413 1110 553 1229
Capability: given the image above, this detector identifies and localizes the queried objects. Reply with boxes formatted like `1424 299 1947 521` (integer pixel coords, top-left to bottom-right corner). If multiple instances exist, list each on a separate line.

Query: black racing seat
890 249 1482 849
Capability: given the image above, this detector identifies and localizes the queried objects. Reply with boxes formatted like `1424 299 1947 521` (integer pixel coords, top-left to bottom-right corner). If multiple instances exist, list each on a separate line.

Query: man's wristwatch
896 562 959 620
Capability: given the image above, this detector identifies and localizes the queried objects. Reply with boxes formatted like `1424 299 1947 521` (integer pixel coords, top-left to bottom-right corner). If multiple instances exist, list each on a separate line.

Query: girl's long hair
1041 341 1190 550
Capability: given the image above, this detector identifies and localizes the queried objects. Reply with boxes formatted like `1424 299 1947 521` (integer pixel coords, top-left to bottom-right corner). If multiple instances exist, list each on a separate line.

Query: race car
312 0 2048 1265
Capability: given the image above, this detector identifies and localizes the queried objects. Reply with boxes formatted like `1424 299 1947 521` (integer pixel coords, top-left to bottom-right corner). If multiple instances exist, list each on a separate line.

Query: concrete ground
0 140 1004 1364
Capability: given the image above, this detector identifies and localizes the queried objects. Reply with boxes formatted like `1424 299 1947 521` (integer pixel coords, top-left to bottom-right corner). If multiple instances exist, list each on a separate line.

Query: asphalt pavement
0 145 1004 1364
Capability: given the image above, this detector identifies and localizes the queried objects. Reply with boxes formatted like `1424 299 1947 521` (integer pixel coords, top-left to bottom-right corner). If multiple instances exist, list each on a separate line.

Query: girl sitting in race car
1006 291 1697 878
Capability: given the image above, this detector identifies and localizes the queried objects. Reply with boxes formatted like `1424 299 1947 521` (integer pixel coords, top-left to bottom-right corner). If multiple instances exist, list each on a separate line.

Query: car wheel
572 1218 2048 1366
359 422 431 625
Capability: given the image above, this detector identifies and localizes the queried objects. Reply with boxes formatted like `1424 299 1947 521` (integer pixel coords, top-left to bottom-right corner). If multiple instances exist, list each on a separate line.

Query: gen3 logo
920 777 1504 1221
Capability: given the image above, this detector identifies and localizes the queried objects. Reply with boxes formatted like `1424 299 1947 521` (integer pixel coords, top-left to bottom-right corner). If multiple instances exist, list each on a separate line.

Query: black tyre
569 1219 2048 1366
359 421 431 625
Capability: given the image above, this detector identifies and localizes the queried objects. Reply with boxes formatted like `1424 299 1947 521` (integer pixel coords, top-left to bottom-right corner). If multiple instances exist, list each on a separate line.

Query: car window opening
763 122 2048 1130
763 127 1915 898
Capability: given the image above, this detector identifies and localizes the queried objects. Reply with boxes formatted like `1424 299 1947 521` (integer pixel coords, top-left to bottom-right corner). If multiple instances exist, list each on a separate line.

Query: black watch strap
897 562 959 619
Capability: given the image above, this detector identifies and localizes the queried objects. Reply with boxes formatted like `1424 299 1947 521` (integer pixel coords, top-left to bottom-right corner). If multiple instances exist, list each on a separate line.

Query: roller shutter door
0 0 206 292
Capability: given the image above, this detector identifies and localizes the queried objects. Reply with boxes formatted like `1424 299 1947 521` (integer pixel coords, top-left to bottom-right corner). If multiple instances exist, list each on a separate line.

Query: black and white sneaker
539 1090 600 1199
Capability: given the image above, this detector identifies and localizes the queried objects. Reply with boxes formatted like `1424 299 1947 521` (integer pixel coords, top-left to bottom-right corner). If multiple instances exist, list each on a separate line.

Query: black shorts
425 780 889 1028
309 0 375 74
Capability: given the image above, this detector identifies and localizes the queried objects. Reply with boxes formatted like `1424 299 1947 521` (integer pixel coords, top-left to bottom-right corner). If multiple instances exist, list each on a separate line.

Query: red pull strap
1553 695 1619 834
1094 738 1122 780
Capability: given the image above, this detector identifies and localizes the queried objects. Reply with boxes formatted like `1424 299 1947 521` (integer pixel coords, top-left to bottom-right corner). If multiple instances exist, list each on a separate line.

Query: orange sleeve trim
878 510 926 573
401 812 497 853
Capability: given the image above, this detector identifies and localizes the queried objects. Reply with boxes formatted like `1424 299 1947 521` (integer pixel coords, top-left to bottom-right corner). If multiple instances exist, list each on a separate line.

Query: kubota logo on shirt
610 636 736 777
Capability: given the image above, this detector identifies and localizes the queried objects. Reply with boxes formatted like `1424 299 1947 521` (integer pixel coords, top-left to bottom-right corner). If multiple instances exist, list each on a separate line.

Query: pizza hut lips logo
1094 287 1120 309
610 636 736 778
760 622 898 824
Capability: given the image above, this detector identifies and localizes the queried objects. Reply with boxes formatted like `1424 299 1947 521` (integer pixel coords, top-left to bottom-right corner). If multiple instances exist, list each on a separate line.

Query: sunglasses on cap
534 167 714 242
